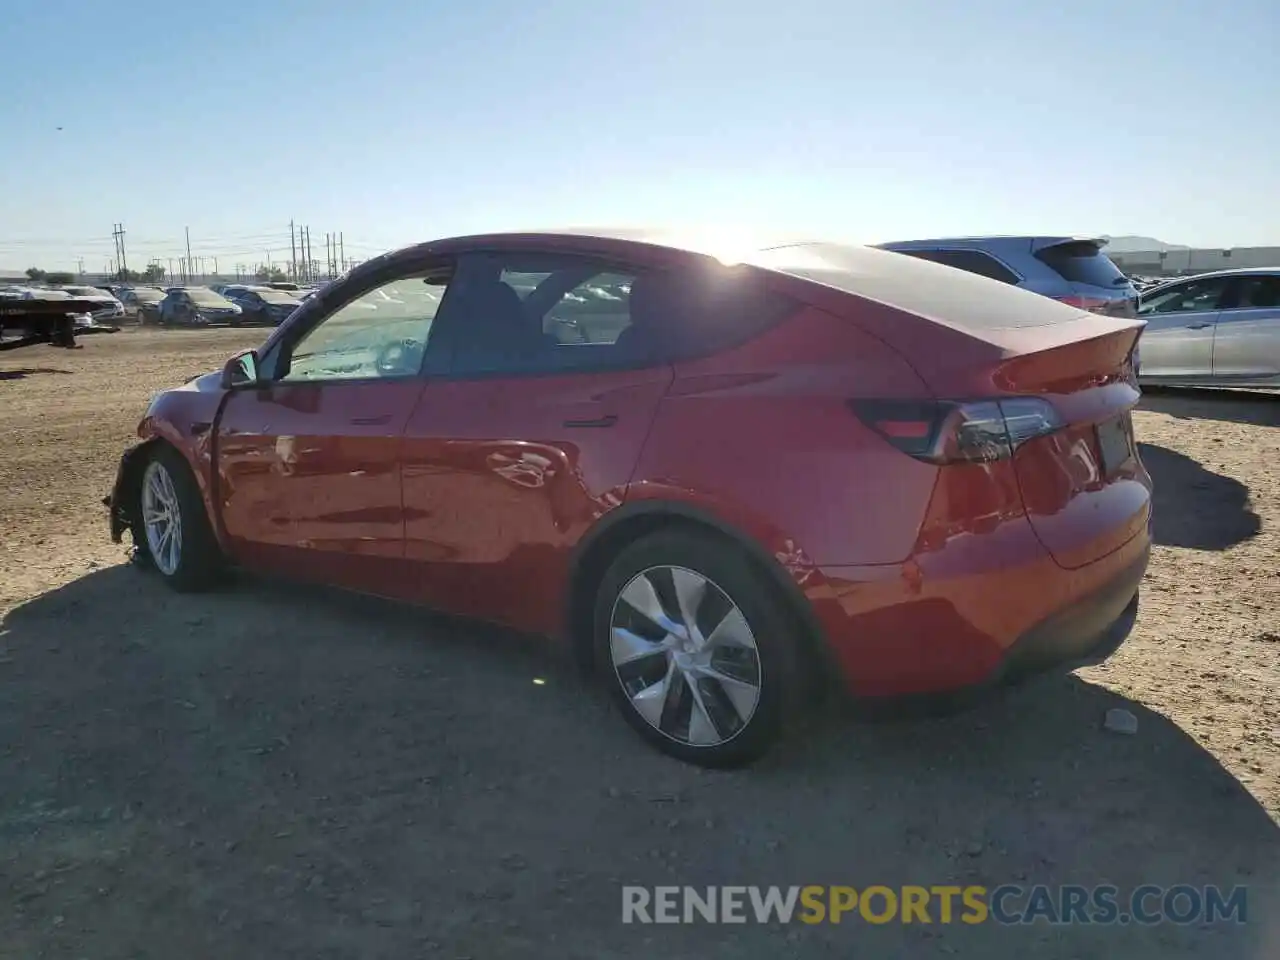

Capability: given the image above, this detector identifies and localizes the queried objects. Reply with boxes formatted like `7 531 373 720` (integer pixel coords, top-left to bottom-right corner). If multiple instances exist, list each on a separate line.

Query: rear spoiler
1031 236 1109 253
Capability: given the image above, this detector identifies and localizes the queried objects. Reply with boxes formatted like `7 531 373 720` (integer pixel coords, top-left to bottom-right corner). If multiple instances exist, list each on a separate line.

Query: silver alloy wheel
609 565 763 747
141 460 183 576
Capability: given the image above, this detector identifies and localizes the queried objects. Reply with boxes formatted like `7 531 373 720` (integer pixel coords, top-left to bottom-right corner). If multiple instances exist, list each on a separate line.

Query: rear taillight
1056 295 1138 319
851 398 1064 464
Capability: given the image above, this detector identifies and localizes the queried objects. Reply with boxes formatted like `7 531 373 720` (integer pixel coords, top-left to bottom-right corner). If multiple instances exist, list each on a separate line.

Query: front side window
281 272 448 382
1139 278 1229 315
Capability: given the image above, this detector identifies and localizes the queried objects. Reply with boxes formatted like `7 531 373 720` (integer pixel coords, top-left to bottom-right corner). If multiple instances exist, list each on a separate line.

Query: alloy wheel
609 565 763 747
141 460 183 576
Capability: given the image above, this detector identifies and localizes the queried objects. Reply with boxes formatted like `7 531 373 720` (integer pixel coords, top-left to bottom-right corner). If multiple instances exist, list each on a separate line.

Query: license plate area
1096 414 1132 476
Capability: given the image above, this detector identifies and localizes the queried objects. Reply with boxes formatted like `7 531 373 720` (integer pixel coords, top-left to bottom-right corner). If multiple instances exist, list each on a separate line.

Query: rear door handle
351 415 392 426
1185 322 1213 329
563 414 618 428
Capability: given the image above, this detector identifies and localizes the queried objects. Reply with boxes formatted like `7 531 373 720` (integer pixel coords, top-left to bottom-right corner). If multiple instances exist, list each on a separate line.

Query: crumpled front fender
103 442 150 544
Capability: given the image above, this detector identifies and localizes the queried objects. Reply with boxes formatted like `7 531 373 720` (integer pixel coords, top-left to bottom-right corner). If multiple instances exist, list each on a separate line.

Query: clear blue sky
1 0 1276 272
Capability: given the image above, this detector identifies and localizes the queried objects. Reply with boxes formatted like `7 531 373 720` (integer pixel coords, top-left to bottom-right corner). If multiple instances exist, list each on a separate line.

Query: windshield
256 289 301 303
186 289 233 306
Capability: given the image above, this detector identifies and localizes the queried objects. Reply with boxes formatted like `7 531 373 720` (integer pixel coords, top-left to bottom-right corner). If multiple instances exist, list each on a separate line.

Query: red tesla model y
106 230 1151 766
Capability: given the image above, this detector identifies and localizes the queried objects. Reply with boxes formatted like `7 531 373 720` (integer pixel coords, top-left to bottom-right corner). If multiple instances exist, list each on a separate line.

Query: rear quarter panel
629 306 939 567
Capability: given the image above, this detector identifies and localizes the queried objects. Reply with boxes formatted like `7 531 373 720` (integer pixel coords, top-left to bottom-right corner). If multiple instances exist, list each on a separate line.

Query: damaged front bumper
103 443 145 543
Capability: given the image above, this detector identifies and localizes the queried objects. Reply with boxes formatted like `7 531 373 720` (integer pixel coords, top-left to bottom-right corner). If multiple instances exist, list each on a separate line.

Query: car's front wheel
593 529 806 768
134 446 223 591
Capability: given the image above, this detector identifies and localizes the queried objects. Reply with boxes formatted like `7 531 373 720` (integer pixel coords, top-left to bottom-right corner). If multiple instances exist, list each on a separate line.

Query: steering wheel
551 315 591 343
375 338 423 376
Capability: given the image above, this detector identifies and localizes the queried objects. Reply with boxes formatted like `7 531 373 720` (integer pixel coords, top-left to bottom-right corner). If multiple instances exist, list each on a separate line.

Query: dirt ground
1 329 1277 959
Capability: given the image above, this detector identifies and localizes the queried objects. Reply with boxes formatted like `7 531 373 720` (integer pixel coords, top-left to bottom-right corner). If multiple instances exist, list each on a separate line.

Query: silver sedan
1137 268 1280 388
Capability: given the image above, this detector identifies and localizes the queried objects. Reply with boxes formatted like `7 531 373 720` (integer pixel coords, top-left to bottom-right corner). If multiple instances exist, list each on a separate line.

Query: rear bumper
1000 544 1144 677
808 515 1150 699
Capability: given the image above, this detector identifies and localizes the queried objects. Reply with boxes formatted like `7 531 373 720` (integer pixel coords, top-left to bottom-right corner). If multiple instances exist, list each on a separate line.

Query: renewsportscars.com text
621 884 1248 926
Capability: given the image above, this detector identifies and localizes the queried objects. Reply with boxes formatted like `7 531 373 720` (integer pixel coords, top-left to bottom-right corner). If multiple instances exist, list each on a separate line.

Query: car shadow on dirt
2 565 1277 959
1138 441 1261 550
1140 388 1280 428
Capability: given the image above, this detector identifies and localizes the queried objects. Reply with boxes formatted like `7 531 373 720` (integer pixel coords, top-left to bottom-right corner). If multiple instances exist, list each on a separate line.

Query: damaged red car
106 230 1151 767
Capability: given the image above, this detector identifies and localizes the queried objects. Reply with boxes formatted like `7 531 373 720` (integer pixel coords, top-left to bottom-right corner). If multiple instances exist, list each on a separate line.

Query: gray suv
876 236 1139 319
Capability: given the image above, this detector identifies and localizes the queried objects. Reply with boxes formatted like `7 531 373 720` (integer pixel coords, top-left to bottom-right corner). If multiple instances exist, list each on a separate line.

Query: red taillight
850 398 1065 464
1056 294 1138 319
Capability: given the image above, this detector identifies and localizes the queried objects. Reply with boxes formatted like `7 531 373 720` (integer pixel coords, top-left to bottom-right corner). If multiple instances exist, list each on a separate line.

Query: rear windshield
1035 242 1129 289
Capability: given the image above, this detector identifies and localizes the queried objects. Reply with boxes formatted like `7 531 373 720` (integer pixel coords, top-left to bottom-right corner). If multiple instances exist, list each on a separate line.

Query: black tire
131 445 224 591
592 528 807 768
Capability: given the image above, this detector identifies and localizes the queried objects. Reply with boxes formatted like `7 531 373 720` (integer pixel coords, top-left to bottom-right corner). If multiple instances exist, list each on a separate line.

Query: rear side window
628 265 798 362
897 249 1020 285
500 267 634 346
1233 275 1280 309
1035 242 1129 289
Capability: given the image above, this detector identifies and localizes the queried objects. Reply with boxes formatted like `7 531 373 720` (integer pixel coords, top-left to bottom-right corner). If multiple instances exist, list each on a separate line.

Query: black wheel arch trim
564 499 836 686
106 439 163 543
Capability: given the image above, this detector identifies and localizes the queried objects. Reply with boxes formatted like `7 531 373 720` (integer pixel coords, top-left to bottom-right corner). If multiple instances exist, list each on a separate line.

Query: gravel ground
1 329 1277 959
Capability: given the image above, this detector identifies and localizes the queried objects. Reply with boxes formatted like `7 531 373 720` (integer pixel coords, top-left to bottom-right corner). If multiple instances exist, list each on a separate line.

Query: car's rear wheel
593 529 804 768
135 446 223 591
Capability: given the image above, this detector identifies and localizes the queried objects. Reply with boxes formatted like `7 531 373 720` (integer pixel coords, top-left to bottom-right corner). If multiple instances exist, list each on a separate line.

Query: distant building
1109 246 1280 278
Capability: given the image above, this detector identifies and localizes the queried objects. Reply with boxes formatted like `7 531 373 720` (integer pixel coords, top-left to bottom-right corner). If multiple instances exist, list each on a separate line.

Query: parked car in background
105 230 1151 767
61 285 126 324
156 287 243 326
222 285 303 325
1136 268 1280 387
118 286 167 322
876 236 1139 318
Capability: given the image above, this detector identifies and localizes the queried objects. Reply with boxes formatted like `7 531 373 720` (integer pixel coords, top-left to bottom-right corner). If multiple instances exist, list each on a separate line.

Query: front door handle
1185 322 1213 329
563 414 618 428
351 415 392 426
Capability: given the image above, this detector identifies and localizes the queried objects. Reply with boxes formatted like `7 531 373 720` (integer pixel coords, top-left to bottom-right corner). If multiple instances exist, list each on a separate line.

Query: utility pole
168 258 174 282
304 226 312 282
185 227 193 285
339 232 345 273
76 257 85 275
290 220 297 280
325 232 332 277
111 223 128 278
